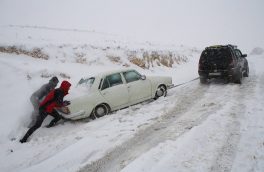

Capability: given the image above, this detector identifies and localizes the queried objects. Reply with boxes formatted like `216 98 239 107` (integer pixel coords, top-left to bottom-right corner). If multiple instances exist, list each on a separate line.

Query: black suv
198 45 249 84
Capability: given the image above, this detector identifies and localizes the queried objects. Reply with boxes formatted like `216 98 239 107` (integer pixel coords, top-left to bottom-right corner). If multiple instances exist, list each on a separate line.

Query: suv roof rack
205 44 237 50
227 44 237 49
205 45 226 49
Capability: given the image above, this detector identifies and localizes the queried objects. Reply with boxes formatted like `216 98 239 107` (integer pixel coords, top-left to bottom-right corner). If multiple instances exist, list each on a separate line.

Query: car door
122 70 152 104
100 73 129 109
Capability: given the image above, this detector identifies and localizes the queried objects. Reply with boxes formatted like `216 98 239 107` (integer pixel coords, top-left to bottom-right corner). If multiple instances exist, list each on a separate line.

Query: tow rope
169 77 200 89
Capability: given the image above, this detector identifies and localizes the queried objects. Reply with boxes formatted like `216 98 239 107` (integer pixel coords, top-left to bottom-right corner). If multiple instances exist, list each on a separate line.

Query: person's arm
38 84 50 101
54 89 64 107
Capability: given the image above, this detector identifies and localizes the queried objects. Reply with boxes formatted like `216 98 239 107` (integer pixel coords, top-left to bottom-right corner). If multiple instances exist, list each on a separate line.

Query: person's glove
63 100 71 106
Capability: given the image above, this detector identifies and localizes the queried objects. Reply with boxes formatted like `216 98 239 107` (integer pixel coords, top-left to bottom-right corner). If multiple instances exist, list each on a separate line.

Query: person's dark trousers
46 110 63 128
20 110 48 143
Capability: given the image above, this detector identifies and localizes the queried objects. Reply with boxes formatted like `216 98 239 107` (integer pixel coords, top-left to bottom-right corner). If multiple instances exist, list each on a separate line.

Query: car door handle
127 86 131 89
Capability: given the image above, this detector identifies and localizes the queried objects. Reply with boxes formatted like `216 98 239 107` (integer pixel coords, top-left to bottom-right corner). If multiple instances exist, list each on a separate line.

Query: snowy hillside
0 25 198 68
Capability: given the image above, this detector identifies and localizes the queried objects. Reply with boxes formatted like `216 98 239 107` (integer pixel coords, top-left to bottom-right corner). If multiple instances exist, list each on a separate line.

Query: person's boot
20 134 29 143
46 116 62 128
46 121 56 128
20 138 26 143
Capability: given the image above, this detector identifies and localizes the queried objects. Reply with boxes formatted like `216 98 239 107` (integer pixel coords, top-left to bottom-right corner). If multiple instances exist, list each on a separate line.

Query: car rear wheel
154 85 167 100
91 104 110 119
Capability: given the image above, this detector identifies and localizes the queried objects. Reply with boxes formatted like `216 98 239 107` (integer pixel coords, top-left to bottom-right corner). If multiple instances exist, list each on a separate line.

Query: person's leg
28 109 39 128
28 96 39 128
20 111 47 143
46 110 62 128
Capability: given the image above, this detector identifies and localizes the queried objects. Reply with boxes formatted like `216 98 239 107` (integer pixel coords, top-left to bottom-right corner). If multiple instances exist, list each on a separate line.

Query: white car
61 69 173 120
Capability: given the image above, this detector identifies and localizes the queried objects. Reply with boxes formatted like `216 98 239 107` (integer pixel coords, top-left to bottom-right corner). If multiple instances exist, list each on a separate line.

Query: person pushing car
20 80 71 143
28 76 59 128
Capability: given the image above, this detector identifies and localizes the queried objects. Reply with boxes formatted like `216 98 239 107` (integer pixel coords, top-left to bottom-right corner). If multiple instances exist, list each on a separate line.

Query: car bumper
57 107 87 120
61 110 86 120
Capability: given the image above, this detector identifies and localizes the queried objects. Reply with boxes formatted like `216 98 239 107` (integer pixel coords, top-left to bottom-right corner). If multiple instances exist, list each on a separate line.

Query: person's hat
49 76 59 85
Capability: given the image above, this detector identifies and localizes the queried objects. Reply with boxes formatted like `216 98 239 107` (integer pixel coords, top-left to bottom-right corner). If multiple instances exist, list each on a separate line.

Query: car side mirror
141 75 146 80
241 54 247 58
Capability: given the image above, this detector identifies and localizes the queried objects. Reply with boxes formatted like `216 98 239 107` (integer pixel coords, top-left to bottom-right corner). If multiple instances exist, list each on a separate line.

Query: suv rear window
201 48 232 63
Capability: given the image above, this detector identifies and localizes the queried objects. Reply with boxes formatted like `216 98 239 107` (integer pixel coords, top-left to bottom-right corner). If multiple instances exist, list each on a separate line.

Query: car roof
96 68 136 78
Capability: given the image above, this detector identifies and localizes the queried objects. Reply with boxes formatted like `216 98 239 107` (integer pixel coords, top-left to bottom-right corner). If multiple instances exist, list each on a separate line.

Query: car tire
243 66 249 77
234 70 242 84
91 104 110 119
154 85 167 100
199 76 207 84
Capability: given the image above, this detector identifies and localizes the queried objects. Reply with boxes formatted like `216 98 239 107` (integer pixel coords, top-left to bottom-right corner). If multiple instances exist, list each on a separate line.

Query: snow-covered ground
0 25 264 172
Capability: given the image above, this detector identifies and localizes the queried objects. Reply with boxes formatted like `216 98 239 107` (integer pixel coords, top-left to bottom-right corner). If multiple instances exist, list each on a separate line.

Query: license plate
209 72 221 76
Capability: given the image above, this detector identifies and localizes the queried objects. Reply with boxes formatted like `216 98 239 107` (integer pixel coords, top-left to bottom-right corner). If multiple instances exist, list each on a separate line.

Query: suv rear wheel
200 76 207 84
234 70 242 84
243 66 249 77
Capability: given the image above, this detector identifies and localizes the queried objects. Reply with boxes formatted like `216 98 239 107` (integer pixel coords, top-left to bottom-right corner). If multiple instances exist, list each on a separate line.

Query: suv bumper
199 68 236 78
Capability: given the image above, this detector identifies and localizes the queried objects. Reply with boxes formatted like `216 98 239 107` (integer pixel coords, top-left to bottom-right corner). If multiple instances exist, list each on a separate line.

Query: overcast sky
0 0 263 51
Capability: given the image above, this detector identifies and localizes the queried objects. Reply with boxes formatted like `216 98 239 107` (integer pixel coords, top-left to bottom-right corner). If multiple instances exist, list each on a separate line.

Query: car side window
101 78 110 90
123 71 141 83
102 73 123 90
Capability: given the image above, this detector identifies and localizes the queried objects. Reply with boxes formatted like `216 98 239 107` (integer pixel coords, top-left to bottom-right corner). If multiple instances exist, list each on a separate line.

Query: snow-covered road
115 55 264 172
0 53 263 172
80 60 262 172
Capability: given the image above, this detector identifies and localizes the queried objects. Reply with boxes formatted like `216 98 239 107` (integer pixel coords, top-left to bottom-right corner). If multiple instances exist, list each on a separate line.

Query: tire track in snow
78 81 235 172
210 71 258 172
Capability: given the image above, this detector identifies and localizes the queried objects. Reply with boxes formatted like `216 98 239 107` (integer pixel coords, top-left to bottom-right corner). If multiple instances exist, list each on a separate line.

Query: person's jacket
39 81 71 113
31 83 53 104
30 77 59 104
